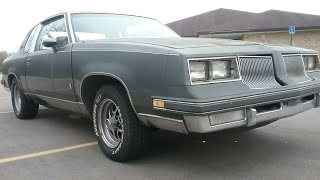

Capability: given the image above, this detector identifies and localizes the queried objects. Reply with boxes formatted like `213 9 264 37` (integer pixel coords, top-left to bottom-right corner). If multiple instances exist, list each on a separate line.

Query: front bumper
184 94 318 133
156 83 320 114
138 86 320 134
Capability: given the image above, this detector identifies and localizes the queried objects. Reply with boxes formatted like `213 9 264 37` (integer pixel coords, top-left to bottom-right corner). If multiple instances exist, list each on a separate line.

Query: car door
26 15 79 112
26 21 53 97
10 25 39 92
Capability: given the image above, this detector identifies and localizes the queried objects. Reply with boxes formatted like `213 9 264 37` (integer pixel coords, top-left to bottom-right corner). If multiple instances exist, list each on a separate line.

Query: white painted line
0 111 14 114
0 142 98 164
0 108 46 114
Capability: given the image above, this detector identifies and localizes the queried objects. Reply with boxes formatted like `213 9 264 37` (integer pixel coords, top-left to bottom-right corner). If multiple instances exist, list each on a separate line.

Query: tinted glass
71 14 179 41
35 17 68 51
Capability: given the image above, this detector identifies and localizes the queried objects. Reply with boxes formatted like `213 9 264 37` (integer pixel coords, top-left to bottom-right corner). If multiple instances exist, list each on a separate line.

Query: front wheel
11 79 39 119
93 85 151 162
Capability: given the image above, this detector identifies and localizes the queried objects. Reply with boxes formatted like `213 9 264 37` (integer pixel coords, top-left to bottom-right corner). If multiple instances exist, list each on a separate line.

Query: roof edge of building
198 26 320 35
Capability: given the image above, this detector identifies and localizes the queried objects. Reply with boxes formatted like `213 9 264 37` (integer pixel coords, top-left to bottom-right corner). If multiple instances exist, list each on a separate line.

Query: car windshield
70 13 180 41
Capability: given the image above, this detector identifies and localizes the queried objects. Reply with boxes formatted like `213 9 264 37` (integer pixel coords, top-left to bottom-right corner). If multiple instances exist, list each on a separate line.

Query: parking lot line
0 111 14 114
0 107 47 114
0 142 98 165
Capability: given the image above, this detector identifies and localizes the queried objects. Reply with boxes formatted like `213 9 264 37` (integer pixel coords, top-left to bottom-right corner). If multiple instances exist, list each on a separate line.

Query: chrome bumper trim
246 108 257 127
184 115 247 133
184 98 316 133
138 113 188 134
252 100 315 125
141 96 318 134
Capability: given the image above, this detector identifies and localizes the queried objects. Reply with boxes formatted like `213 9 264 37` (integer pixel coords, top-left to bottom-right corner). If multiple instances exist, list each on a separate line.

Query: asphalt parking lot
1 85 320 179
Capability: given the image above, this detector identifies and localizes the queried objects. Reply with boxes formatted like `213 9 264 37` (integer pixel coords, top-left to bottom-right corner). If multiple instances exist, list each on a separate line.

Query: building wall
243 30 320 53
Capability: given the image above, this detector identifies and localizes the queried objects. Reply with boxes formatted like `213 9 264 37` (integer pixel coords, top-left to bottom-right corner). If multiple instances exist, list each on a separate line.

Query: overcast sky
0 0 319 52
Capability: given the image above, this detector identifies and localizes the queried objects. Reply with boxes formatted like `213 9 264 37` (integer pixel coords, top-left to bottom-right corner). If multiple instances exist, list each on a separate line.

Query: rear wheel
93 85 151 162
11 79 39 119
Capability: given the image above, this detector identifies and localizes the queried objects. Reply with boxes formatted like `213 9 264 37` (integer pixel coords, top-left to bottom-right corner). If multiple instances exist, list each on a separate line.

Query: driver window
35 17 68 51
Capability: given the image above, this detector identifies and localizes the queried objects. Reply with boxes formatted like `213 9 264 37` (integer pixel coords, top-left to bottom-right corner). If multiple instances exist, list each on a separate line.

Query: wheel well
8 74 16 89
81 75 130 114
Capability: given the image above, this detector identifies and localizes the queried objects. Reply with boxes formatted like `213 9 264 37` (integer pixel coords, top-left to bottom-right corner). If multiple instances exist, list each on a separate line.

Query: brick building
167 9 320 53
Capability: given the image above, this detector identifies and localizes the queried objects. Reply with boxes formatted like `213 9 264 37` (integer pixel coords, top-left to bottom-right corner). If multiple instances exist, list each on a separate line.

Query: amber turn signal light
153 99 165 108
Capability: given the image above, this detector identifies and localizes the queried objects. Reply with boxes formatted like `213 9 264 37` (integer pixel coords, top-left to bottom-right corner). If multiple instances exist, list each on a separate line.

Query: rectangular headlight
211 61 231 79
189 61 209 82
303 55 320 71
211 59 240 80
189 57 240 84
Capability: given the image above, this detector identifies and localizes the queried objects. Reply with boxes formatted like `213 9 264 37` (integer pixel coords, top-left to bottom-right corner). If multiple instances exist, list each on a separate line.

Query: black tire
11 78 39 119
93 84 151 162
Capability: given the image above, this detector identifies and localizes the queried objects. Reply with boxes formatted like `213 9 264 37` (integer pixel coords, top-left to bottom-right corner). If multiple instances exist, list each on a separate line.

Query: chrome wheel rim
13 85 22 113
98 99 124 148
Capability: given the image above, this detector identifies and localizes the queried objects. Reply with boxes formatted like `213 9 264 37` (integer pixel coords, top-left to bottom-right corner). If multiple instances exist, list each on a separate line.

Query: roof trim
38 11 159 25
40 12 66 24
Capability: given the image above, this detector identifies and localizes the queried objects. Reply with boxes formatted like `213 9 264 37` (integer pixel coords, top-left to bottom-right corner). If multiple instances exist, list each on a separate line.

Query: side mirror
42 38 58 51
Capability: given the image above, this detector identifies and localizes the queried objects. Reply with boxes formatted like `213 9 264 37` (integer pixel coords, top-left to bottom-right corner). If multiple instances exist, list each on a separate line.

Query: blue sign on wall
289 26 295 35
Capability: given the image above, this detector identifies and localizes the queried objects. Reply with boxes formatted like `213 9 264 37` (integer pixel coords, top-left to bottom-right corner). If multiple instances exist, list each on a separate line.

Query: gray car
1 12 320 162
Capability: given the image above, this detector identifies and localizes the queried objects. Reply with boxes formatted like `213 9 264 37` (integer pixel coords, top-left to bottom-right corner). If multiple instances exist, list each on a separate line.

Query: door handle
26 57 32 63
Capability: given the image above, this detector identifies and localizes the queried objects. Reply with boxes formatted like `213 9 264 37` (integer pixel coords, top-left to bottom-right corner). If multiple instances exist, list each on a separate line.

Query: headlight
189 61 209 81
189 57 240 84
211 61 231 79
303 55 319 71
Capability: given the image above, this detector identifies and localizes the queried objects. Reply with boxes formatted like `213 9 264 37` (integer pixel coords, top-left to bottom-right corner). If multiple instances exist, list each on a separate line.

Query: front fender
72 50 172 113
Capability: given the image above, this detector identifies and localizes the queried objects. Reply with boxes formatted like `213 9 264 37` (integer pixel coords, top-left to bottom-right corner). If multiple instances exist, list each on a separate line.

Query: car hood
77 38 315 56
88 37 261 49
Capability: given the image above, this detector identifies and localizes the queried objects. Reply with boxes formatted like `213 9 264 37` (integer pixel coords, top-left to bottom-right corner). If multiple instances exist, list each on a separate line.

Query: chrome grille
283 55 312 83
238 56 281 89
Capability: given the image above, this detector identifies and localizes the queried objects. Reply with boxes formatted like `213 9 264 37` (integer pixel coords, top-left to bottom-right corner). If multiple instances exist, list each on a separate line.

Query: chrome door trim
25 93 79 104
66 12 76 43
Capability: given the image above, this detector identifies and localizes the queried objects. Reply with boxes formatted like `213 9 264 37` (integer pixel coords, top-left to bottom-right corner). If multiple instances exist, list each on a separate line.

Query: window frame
28 24 42 53
29 14 71 53
36 16 69 52
23 25 39 53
